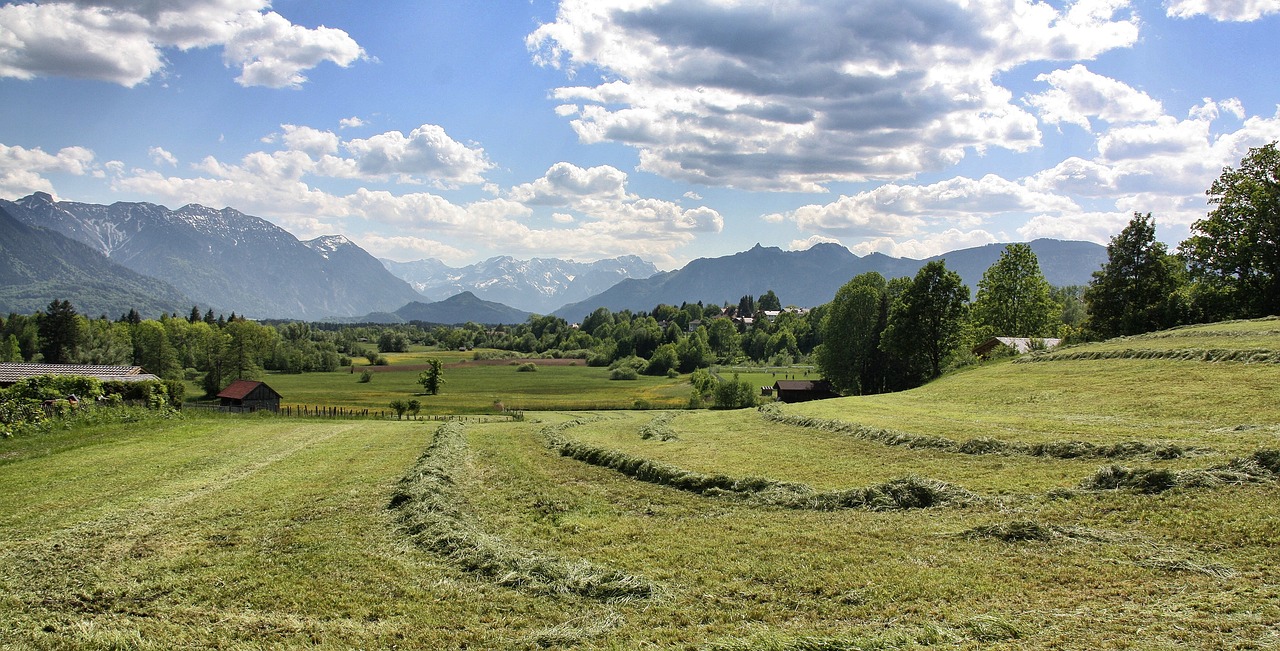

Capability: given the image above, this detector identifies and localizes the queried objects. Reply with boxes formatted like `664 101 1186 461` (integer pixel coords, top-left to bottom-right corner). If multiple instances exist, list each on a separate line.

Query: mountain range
0 192 1109 325
0 203 192 317
380 255 659 314
550 240 1108 321
0 192 423 320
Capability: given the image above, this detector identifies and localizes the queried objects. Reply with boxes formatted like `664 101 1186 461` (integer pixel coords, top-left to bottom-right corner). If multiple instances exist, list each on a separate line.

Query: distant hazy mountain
394 291 532 325
380 255 659 314
0 204 192 317
552 239 1107 321
1 193 423 320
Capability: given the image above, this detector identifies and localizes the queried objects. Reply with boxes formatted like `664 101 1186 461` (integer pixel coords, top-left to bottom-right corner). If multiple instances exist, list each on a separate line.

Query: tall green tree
816 272 888 395
881 261 970 379
419 359 444 395
1180 141 1280 319
971 244 1058 338
758 290 782 312
38 299 79 364
1085 212 1186 338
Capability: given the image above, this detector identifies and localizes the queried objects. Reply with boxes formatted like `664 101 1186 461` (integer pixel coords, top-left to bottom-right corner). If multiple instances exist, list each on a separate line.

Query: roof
0 363 159 384
216 380 281 400
972 337 1063 356
774 379 829 391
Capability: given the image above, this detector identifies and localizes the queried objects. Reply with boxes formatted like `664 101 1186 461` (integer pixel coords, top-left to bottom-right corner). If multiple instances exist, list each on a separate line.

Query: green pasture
204 353 691 413
3 319 1280 648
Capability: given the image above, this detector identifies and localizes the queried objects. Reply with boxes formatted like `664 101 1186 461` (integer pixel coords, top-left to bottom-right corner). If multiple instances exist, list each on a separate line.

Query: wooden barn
772 379 837 403
216 380 282 412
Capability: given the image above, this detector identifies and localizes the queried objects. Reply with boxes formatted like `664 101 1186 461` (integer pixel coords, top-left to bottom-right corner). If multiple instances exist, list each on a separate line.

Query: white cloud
354 233 471 265
342 124 493 186
1025 64 1164 131
339 116 365 129
1165 0 1280 21
528 0 1138 190
508 162 631 205
0 0 364 88
0 143 96 197
280 124 339 157
789 235 843 252
148 146 177 167
849 229 999 259
766 174 1077 237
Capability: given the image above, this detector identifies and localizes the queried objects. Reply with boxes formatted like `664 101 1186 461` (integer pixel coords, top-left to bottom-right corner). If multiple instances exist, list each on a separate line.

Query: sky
1 0 1279 270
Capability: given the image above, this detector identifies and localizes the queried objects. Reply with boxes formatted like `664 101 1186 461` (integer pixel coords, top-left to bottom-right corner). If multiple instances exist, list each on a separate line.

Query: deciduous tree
971 244 1058 338
1181 141 1280 319
1085 212 1186 338
881 261 969 379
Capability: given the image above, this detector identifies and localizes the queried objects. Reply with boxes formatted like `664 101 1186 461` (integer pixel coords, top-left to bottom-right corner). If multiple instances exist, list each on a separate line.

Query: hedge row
757 404 1192 461
388 421 655 600
540 420 977 511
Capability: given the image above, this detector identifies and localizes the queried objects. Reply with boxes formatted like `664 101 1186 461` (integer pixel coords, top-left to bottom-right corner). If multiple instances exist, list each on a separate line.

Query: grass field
4 320 1280 648
197 349 691 413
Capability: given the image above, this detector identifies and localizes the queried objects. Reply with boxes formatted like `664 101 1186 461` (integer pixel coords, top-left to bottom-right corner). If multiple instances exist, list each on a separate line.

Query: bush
358 370 373 383
712 373 757 409
517 362 538 372
610 367 639 381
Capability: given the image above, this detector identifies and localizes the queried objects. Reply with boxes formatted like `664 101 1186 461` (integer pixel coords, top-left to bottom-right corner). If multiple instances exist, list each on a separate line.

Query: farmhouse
772 379 837 403
972 337 1063 358
216 380 282 412
0 363 161 388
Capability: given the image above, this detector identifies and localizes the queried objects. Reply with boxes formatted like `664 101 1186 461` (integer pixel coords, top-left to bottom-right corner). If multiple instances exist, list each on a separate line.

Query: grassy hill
2 319 1278 648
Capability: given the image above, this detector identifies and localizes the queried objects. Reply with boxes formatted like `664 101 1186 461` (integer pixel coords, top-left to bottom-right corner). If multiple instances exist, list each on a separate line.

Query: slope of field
3 319 1279 648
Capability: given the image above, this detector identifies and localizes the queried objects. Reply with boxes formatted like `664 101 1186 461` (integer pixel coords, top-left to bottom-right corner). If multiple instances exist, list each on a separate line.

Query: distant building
772 379 837 403
216 380 282 412
972 337 1063 358
0 363 160 388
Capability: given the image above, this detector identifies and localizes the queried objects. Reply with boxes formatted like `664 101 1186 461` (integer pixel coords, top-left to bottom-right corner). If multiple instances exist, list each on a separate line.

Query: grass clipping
542 419 977 511
758 404 1195 461
388 421 655 600
1080 450 1280 494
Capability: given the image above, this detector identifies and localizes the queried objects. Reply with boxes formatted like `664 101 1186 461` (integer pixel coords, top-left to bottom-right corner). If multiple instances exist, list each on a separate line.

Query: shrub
358 369 373 383
610 367 638 381
517 362 538 372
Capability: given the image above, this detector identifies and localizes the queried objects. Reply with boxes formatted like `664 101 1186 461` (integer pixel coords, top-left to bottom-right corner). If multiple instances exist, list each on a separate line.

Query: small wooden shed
216 380 282 412
772 379 837 403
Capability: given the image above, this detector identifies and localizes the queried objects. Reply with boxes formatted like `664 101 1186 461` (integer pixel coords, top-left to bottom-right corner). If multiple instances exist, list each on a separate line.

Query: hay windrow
1017 347 1280 364
638 411 680 441
758 404 1195 461
1079 450 1280 493
540 420 978 511
388 421 656 600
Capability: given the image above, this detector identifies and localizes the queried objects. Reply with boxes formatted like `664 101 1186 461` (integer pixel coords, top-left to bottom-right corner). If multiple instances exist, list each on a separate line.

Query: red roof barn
216 380 282 412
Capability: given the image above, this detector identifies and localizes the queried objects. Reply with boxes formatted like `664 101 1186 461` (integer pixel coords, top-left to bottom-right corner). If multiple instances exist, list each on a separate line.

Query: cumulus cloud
342 125 493 186
105 138 722 264
1165 0 1280 21
1025 64 1164 131
849 229 1000 259
0 143 96 197
0 0 365 88
789 235 844 252
339 116 365 129
766 174 1077 237
148 146 177 167
528 0 1138 190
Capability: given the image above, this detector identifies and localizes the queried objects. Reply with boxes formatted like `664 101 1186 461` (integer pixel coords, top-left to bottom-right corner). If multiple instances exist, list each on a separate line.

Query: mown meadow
2 319 1279 649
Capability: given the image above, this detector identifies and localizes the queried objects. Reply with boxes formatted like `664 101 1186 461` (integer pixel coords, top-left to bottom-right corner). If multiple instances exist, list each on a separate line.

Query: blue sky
1 0 1278 269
